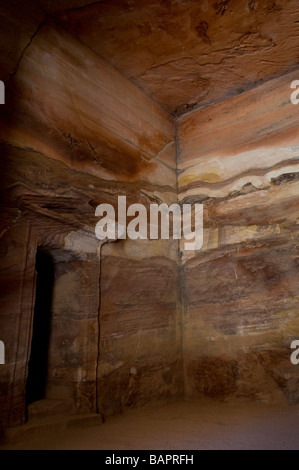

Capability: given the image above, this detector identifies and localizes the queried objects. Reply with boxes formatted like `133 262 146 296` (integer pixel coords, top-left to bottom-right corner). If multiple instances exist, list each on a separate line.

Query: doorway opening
25 250 54 406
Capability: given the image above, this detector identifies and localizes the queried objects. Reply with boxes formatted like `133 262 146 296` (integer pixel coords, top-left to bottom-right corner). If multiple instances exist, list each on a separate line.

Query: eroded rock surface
179 71 299 404
55 0 299 114
0 0 298 433
0 16 180 428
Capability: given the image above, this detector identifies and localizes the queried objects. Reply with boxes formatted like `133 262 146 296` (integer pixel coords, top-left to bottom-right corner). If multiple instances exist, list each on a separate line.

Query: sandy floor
1 399 299 450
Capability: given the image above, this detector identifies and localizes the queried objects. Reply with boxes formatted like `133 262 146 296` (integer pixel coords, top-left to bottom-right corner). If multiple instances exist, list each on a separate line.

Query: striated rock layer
0 20 181 428
0 0 298 433
178 70 299 404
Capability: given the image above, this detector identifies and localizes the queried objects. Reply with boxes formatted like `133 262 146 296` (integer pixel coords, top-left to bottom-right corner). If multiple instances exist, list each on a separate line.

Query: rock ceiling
2 0 299 116
41 0 299 116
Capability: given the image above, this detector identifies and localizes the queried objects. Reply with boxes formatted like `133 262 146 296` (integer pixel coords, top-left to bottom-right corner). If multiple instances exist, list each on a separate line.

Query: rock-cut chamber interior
0 0 299 449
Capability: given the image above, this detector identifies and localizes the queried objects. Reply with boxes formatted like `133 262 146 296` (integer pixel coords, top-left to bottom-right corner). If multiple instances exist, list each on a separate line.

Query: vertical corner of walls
173 114 186 397
174 115 181 196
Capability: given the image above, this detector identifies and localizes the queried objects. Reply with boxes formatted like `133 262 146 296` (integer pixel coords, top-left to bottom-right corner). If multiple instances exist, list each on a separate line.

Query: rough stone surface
0 16 180 429
178 72 299 404
54 0 299 114
0 0 298 435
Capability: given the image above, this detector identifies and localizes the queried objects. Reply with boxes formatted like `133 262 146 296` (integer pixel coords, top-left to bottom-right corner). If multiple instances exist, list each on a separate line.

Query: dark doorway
25 250 54 405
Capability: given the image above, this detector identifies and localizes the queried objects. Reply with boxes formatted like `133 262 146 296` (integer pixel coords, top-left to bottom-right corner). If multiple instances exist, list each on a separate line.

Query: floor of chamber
2 398 299 450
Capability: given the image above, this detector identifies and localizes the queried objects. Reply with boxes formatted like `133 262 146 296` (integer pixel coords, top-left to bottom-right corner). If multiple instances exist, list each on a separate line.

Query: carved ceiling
3 0 299 115
50 0 299 115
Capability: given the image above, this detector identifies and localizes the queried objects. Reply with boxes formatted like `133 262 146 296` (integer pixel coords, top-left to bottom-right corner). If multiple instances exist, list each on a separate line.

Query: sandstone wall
0 18 182 427
1 1 298 432
178 70 299 404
